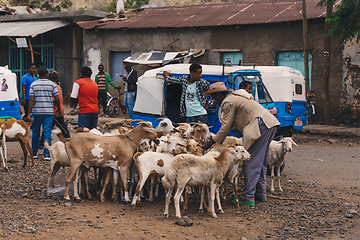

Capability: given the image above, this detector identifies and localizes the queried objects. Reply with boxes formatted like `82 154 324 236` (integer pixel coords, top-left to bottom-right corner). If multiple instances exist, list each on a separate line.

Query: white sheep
162 145 251 218
0 124 8 171
268 137 298 192
155 118 176 134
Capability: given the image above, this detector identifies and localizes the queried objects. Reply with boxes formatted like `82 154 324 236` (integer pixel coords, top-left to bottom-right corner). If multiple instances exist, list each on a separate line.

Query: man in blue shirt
21 63 37 118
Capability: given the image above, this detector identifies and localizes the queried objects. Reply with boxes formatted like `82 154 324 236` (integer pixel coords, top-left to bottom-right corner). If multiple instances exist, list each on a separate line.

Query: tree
318 0 334 125
319 0 360 43
9 0 72 11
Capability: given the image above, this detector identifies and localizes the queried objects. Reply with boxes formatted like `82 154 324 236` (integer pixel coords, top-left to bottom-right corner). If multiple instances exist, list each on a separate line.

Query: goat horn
155 117 165 122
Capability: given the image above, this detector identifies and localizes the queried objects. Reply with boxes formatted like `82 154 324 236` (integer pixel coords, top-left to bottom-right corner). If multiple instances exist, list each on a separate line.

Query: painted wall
82 19 344 120
342 38 360 119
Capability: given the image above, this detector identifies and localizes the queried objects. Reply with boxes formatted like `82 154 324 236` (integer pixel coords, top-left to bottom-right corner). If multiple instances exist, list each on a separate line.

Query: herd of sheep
0 118 297 218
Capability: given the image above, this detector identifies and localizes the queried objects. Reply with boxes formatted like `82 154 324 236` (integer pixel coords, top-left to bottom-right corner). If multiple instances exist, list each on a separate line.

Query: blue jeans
78 113 98 129
186 114 209 125
32 114 53 157
124 91 136 116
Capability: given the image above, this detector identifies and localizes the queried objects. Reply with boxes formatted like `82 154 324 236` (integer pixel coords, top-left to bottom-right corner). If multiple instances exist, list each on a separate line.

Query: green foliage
9 0 73 11
124 0 150 9
318 0 360 43
99 0 116 12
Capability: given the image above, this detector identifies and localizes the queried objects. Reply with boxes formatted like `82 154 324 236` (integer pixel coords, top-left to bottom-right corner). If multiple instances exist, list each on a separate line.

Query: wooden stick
267 194 316 202
27 37 34 63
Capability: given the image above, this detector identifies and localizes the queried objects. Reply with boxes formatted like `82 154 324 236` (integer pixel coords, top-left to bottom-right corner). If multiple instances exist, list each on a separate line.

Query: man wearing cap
203 82 280 207
163 63 214 124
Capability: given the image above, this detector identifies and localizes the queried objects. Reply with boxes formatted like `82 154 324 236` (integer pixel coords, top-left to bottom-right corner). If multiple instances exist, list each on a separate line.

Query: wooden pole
322 0 333 125
27 37 34 63
302 0 310 95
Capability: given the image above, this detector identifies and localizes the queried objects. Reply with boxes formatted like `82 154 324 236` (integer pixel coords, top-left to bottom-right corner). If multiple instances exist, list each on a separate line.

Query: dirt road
0 133 359 240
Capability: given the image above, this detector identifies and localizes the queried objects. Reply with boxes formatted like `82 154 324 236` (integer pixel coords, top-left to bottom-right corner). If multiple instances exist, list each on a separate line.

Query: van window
234 75 273 104
295 84 302 95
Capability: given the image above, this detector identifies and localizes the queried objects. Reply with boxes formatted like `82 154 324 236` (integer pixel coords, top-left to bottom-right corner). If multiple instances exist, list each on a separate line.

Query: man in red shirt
70 67 99 129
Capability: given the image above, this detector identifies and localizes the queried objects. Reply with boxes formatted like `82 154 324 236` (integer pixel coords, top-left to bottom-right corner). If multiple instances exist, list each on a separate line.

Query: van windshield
234 75 273 104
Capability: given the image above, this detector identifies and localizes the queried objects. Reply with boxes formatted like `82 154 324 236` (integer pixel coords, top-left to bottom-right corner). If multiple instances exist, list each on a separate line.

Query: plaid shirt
165 75 215 118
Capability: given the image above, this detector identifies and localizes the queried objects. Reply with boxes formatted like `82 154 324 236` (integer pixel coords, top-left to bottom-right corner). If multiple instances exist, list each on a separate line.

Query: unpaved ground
0 133 359 240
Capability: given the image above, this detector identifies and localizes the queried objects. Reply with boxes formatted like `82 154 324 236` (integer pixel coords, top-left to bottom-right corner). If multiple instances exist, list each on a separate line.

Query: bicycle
106 87 127 118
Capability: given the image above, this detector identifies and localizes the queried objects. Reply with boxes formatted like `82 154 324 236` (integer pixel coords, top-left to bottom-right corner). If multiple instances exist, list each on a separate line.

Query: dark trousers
22 100 30 119
39 116 70 147
241 125 277 202
98 90 107 114
186 114 209 125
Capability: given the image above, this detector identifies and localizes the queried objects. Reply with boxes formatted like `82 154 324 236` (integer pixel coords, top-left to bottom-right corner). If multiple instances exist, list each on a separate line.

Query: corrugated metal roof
77 0 338 30
0 20 69 37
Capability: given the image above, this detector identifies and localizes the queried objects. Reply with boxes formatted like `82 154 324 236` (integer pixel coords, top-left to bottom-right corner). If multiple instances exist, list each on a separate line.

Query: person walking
95 64 119 116
39 71 70 149
203 82 280 206
120 65 137 119
21 63 37 118
70 66 99 129
27 68 61 160
162 63 214 125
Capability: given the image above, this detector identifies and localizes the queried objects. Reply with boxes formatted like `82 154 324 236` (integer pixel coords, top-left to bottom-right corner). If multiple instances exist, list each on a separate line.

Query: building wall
53 25 76 101
0 37 9 67
83 19 344 119
342 38 360 119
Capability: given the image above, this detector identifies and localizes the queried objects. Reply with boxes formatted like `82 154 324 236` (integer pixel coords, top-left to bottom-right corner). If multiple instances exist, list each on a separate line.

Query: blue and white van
132 64 276 135
0 66 21 122
252 66 307 136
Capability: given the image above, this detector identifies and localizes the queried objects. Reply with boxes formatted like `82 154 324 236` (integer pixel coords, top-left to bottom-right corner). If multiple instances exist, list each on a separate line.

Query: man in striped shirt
95 64 118 116
27 68 61 161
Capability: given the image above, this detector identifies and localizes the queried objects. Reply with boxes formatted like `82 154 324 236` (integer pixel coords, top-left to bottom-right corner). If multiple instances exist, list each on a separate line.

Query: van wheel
266 162 285 176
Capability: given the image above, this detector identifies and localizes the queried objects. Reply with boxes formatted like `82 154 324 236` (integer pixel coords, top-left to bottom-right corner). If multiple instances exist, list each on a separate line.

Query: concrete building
77 1 360 122
0 9 108 99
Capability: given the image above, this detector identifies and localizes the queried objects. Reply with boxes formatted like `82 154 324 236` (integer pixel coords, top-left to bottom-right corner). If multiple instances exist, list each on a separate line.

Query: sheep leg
215 186 224 214
64 161 82 200
270 165 275 192
209 183 217 218
73 168 81 200
129 160 136 196
183 190 188 213
131 172 148 208
82 169 92 199
154 177 160 198
277 166 283 192
112 170 119 202
119 166 130 202
164 187 173 217
19 141 27 168
21 138 34 168
199 187 205 213
100 169 112 202
234 174 239 207
174 186 186 218
149 177 155 202
0 143 7 171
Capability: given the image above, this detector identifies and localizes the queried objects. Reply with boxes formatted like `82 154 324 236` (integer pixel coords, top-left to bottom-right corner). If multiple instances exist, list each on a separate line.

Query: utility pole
322 0 333 125
302 0 310 95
